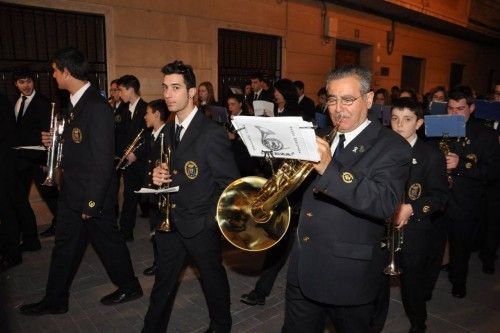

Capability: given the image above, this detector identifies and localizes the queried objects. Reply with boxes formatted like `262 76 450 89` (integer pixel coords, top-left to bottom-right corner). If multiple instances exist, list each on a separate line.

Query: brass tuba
156 133 173 232
42 103 65 187
116 128 145 170
216 114 341 251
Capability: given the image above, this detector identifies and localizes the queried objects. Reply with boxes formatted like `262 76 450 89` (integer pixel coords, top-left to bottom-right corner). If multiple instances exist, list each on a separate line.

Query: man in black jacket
442 86 500 298
11 68 51 251
116 75 148 240
294 80 316 122
20 47 142 316
145 60 239 333
283 66 412 333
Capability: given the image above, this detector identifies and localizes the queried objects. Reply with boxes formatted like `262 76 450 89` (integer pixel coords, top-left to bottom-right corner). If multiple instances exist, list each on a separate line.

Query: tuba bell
216 114 342 251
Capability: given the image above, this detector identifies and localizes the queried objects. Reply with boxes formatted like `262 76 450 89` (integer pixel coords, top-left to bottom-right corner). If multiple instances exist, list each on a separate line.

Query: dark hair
374 88 390 104
326 66 372 95
293 80 305 90
110 79 119 86
274 78 298 106
448 85 474 105
117 75 140 94
198 81 216 104
399 88 417 100
391 97 423 119
161 60 196 89
13 67 35 82
147 99 169 121
429 85 446 99
51 47 88 81
227 94 248 113
250 72 264 81
317 87 327 96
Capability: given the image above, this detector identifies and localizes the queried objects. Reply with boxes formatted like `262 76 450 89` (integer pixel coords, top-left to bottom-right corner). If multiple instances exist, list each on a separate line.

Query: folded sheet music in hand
135 186 180 194
231 116 319 162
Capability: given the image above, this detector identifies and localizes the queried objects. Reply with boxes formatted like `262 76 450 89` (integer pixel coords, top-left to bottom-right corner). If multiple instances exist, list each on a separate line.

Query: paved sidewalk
1 217 499 333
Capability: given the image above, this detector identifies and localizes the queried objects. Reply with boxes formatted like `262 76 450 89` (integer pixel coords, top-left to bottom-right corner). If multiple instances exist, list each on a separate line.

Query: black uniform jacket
164 110 240 238
446 117 500 222
14 91 51 167
288 120 412 306
60 86 116 217
135 125 169 189
405 138 448 227
114 99 147 157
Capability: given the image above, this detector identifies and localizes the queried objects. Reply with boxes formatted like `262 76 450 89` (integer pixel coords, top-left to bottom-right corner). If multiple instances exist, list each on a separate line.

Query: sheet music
231 116 319 161
13 145 46 151
135 186 180 194
253 100 274 117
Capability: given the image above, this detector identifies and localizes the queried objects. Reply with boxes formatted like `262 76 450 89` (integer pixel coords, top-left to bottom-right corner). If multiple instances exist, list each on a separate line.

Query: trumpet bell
217 176 290 252
156 219 173 232
383 262 402 276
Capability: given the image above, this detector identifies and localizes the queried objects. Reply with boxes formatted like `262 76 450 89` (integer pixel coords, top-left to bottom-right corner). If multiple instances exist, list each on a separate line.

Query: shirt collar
70 82 91 107
409 136 418 147
175 106 198 140
330 118 371 153
129 97 140 112
20 90 36 101
152 123 166 140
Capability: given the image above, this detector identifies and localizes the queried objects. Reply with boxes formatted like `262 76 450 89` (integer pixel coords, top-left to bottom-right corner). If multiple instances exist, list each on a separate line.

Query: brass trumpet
116 128 145 170
156 133 173 232
216 113 342 251
42 103 65 187
382 204 404 276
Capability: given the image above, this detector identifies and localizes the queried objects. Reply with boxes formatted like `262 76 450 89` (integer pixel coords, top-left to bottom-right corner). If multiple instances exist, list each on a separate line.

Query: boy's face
391 107 423 142
144 106 158 128
15 77 35 96
118 85 134 103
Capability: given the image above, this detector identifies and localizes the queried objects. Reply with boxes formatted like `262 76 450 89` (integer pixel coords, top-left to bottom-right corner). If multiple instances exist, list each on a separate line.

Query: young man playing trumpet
390 97 449 333
125 99 169 276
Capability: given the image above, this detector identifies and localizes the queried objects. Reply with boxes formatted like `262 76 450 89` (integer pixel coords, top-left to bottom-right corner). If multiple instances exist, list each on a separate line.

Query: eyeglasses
326 92 368 106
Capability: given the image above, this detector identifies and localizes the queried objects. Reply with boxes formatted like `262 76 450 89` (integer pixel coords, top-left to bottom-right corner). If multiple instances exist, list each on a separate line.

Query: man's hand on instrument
126 152 137 163
41 131 52 147
152 163 172 186
313 137 332 175
446 152 459 170
394 203 413 229
82 213 91 220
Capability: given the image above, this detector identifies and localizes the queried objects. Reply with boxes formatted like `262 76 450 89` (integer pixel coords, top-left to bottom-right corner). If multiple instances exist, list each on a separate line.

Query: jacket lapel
336 121 382 166
67 87 92 124
174 110 203 158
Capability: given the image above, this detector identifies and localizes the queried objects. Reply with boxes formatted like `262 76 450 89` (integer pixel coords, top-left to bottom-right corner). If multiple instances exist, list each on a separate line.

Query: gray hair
326 66 372 95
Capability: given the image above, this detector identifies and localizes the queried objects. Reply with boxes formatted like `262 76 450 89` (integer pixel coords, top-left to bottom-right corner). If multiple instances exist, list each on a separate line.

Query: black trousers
479 182 500 267
34 166 59 223
143 226 231 333
446 216 478 286
14 162 40 248
254 226 294 297
44 202 139 306
399 226 447 328
119 168 143 237
283 282 379 333
0 164 21 262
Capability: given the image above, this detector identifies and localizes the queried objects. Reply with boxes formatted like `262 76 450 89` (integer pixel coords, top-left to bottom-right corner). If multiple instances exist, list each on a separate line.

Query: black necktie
333 134 346 160
17 96 27 123
175 125 183 147
254 93 258 101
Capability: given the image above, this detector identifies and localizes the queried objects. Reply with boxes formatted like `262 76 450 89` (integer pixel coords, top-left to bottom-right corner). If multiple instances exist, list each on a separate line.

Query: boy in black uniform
390 98 449 333
20 47 142 316
126 99 169 276
443 86 500 298
116 75 148 240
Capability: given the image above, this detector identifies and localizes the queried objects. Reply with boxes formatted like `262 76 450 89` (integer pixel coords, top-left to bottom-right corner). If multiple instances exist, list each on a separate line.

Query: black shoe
143 265 156 276
100 287 143 305
409 325 426 333
20 300 68 316
240 290 265 306
20 242 41 252
482 263 495 275
452 284 466 298
40 224 56 238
